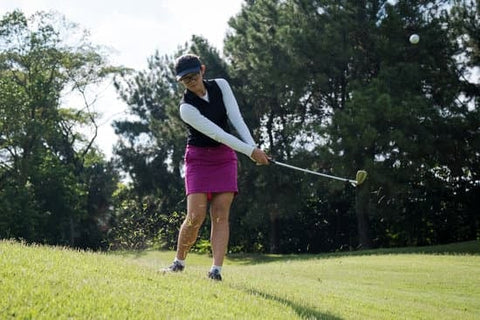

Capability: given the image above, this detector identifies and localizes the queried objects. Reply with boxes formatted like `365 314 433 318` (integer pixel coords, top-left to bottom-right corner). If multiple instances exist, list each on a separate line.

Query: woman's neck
190 82 207 97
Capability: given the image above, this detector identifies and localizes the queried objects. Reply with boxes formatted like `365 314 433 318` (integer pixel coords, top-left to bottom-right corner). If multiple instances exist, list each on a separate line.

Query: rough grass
1 240 479 319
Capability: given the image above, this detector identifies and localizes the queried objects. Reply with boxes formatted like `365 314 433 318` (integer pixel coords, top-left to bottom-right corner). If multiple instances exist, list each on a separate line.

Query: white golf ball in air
409 34 420 44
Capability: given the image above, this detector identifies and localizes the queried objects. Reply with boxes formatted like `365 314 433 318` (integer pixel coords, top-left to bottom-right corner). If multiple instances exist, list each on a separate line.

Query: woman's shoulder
212 78 227 83
211 78 230 90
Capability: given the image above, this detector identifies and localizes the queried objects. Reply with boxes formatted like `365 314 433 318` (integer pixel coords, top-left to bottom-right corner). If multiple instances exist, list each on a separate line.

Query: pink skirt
184 144 238 196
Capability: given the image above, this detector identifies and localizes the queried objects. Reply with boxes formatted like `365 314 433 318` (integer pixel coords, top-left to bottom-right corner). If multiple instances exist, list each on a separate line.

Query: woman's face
180 68 204 92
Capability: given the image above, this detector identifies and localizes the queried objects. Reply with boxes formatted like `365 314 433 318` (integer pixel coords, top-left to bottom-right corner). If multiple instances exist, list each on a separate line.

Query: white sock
210 265 222 273
174 258 185 267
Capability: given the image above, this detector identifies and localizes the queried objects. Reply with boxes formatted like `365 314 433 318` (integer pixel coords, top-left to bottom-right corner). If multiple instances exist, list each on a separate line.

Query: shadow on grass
238 287 342 320
226 240 480 265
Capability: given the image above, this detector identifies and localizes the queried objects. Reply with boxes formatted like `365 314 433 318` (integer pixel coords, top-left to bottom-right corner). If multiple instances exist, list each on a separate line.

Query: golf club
270 159 367 187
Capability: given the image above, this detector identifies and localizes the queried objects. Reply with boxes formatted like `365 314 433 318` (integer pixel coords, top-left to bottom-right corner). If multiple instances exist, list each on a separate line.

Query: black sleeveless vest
181 80 230 147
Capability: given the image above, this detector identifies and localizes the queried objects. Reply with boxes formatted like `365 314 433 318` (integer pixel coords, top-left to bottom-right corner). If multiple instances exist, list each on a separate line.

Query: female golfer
164 54 269 280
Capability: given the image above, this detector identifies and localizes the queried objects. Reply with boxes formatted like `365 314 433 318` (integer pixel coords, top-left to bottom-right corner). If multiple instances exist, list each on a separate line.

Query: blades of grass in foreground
1 240 479 319
0 241 298 319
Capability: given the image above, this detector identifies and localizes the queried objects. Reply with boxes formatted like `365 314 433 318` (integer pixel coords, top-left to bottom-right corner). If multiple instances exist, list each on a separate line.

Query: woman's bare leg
175 193 208 260
209 192 234 266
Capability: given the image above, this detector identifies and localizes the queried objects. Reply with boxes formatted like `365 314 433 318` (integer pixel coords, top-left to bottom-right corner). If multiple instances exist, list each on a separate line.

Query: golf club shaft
270 160 357 185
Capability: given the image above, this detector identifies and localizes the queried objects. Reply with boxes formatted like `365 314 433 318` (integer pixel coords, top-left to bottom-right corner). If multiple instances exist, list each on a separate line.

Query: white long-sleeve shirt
179 78 257 158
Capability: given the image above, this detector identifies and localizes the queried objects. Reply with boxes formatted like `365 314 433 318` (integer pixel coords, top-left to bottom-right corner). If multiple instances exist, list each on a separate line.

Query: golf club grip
270 160 355 184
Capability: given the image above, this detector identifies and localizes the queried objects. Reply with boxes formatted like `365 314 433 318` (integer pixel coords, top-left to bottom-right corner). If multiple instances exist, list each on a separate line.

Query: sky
1 0 244 158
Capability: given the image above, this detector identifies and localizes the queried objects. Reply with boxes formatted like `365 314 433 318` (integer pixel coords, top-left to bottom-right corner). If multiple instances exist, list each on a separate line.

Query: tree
225 0 479 251
328 0 479 246
225 0 376 251
107 0 478 252
0 10 119 248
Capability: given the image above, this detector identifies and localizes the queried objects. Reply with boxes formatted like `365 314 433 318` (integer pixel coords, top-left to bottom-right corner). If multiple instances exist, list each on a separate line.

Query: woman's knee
185 193 208 228
183 212 205 229
210 206 230 225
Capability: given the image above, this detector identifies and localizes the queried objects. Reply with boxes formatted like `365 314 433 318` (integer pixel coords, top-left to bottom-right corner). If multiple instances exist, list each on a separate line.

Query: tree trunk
355 183 371 249
269 206 280 253
70 216 75 246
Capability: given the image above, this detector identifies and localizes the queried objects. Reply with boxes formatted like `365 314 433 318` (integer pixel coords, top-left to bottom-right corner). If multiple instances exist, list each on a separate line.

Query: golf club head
355 170 368 185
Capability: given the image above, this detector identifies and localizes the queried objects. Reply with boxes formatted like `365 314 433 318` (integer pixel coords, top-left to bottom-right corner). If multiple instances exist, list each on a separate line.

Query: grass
1 240 479 319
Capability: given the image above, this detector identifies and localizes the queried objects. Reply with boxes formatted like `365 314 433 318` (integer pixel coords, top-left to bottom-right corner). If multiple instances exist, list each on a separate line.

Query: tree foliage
108 0 478 253
224 0 479 251
0 10 119 248
4 1 478 254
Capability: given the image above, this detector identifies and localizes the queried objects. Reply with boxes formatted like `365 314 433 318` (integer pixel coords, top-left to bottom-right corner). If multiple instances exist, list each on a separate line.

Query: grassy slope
1 240 479 319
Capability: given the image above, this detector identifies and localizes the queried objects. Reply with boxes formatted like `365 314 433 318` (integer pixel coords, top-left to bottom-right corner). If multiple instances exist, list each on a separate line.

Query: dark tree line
1 1 479 253
110 0 479 253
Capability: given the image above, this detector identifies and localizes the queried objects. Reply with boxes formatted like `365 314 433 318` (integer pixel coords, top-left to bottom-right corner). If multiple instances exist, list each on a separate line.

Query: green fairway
1 240 479 319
